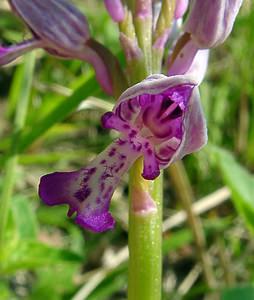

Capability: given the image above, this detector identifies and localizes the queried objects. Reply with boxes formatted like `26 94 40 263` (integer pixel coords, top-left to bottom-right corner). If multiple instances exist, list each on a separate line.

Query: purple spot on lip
117 139 126 146
108 148 116 157
100 182 105 192
136 143 142 152
147 148 153 156
89 167 96 175
83 176 90 183
123 124 130 129
100 159 106 165
118 162 124 170
74 186 91 202
129 130 137 138
119 154 126 160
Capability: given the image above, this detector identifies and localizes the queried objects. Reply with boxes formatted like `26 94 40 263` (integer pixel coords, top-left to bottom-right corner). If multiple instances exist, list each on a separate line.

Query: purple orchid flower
0 0 127 95
39 74 207 232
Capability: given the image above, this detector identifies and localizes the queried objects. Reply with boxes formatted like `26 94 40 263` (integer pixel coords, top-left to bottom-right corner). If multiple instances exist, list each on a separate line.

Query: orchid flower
0 0 127 95
39 74 207 232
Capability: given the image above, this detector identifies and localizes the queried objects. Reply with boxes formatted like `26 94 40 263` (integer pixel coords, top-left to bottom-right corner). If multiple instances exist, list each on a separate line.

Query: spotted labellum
39 74 207 232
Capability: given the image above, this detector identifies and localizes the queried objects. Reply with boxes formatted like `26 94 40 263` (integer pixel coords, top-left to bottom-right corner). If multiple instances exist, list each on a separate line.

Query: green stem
0 53 36 254
128 159 162 300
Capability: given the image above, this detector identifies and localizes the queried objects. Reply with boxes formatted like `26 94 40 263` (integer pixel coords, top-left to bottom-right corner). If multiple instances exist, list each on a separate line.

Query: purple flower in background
1 0 90 62
39 74 207 232
0 0 127 95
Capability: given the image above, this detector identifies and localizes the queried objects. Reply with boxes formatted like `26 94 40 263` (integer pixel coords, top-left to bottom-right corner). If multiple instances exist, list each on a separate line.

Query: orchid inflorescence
0 0 242 232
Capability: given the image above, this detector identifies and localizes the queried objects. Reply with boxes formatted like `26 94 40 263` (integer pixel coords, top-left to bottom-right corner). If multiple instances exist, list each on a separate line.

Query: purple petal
0 39 41 66
9 0 90 51
7 0 125 95
184 0 243 48
168 39 199 77
168 39 209 84
39 139 139 232
185 49 209 84
171 87 207 162
142 142 160 180
104 0 125 22
117 74 198 102
174 0 189 19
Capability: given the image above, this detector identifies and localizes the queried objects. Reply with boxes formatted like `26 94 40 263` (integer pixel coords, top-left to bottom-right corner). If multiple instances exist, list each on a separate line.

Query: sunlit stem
0 53 36 254
128 158 162 300
126 2 164 296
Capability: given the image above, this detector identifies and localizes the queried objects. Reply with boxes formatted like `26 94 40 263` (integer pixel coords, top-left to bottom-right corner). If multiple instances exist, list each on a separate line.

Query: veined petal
184 0 243 48
9 0 90 51
0 39 42 66
5 1 127 96
171 87 207 162
39 139 140 232
168 39 209 84
168 39 199 77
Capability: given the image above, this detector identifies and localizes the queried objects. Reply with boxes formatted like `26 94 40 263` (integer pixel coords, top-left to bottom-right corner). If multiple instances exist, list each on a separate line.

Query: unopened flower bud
184 0 243 48
174 0 189 19
104 0 125 22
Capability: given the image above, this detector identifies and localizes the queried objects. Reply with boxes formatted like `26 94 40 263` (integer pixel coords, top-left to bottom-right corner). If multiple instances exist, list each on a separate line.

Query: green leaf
18 74 100 153
0 240 82 274
213 147 254 233
29 264 79 300
11 196 38 239
221 285 254 300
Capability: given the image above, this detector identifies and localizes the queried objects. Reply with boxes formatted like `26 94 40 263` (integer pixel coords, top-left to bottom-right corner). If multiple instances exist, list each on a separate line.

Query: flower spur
39 74 207 232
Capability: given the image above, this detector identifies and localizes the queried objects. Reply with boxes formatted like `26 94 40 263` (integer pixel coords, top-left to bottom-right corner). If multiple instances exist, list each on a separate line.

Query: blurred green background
0 1 254 299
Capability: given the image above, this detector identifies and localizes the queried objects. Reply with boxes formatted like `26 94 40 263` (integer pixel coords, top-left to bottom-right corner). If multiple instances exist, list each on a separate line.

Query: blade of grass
0 52 36 254
17 75 101 153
